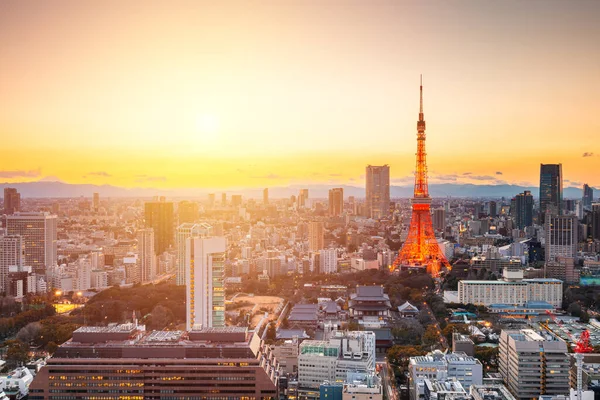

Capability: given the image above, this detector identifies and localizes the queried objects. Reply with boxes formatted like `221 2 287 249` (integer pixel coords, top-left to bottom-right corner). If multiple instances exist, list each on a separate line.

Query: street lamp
55 290 62 297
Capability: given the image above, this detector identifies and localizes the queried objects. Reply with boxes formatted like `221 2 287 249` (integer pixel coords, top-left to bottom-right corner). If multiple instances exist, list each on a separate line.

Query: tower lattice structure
393 77 451 277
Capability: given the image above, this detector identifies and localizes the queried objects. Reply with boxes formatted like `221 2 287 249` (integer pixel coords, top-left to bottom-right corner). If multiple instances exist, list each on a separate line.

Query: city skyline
1 1 600 189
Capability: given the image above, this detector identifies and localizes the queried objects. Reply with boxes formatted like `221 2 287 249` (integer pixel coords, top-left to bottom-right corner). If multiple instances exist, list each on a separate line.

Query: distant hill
0 181 592 199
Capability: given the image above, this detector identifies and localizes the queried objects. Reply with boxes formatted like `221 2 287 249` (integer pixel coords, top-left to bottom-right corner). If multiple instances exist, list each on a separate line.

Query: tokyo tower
393 77 451 277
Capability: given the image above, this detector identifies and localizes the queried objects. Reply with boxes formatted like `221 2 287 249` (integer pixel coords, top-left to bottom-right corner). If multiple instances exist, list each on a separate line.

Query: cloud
0 168 42 178
462 172 472 176
251 173 283 179
495 171 503 175
583 152 594 157
391 176 414 184
329 173 342 177
88 171 112 177
135 174 167 183
433 174 459 182
469 175 495 181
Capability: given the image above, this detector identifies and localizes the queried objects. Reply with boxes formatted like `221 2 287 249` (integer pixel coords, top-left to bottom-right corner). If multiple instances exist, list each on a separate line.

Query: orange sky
1 0 599 189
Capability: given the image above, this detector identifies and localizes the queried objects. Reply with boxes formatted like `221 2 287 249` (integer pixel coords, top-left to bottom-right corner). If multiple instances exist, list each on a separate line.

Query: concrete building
433 208 446 231
186 236 226 330
583 184 594 210
6 212 57 274
272 338 300 375
515 190 534 229
545 214 578 263
29 326 279 399
499 329 569 400
452 333 474 356
175 222 212 286
3 188 20 215
409 351 483 400
308 221 324 252
366 165 390 219
177 200 199 224
264 188 269 205
320 248 337 274
298 330 376 389
343 371 383 400
329 188 344 217
424 379 468 400
144 198 174 255
92 192 99 212
137 228 156 283
0 235 24 293
470 384 517 400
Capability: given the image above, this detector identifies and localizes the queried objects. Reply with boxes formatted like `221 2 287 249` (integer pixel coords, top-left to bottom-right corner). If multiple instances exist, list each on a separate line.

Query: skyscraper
6 212 57 274
263 188 269 205
539 164 563 220
308 221 324 252
144 199 174 255
488 201 497 217
432 208 446 231
137 228 156 283
93 192 100 212
3 188 20 215
328 188 343 216
176 223 212 286
545 214 578 263
515 190 534 229
298 189 309 208
221 193 227 206
583 184 594 209
207 193 215 208
231 194 242 207
366 165 390 219
0 235 24 293
590 204 600 241
186 236 226 330
178 200 199 224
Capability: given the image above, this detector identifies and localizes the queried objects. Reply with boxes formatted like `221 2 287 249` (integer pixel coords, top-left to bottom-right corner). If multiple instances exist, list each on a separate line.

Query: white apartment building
176 223 212 286
320 249 337 274
185 236 226 330
298 331 376 389
545 214 578 262
6 212 57 273
137 228 156 283
458 278 562 308
0 235 24 293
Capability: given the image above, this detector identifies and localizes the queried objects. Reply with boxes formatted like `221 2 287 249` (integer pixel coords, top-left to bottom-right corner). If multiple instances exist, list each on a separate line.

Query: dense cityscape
2 1 600 399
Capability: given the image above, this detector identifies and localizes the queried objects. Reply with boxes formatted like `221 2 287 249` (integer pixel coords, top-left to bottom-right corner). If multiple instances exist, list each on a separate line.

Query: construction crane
544 310 593 399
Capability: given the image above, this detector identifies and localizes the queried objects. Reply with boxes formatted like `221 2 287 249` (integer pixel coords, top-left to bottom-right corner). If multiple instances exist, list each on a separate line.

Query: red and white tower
393 77 451 277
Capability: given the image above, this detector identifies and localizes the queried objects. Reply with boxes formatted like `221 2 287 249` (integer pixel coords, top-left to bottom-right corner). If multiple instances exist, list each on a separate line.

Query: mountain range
0 181 592 199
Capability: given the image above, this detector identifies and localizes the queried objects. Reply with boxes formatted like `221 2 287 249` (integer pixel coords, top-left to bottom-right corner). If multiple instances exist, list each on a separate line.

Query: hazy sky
1 0 599 189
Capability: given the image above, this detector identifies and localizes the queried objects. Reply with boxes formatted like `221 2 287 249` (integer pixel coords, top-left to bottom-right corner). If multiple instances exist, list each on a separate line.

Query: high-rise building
591 204 600 241
6 212 57 274
92 192 99 212
177 200 199 224
308 221 324 252
3 188 21 215
366 165 390 219
186 236 226 330
514 190 534 229
144 199 174 255
539 164 563 221
499 329 569 399
488 200 497 217
137 228 156 283
29 325 280 399
583 184 594 209
298 189 309 208
319 248 337 274
208 193 215 208
432 208 446 231
0 235 24 293
231 194 242 207
263 188 269 205
545 214 577 263
328 188 344 216
176 223 212 286
221 193 227 206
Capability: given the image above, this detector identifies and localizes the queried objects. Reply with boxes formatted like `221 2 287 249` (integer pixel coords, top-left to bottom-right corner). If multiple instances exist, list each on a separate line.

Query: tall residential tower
366 165 390 219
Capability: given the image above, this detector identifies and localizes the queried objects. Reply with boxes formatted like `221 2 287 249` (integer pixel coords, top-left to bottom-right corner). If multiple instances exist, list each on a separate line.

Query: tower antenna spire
419 74 424 118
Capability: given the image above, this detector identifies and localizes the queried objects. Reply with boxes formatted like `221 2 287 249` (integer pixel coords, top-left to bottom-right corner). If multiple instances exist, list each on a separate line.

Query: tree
16 322 42 344
442 323 469 344
423 325 440 347
5 339 30 367
387 345 428 372
347 320 360 331
475 346 499 371
149 305 174 330
265 322 277 342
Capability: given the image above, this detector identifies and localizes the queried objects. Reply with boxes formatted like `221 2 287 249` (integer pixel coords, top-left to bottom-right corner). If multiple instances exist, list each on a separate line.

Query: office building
458 269 562 308
298 331 376 389
221 192 227 205
3 188 20 215
409 351 483 400
423 379 467 400
489 201 497 217
366 165 390 219
308 221 324 252
320 248 337 274
298 188 309 208
329 188 344 217
207 193 215 207
92 192 99 212
29 326 279 399
264 188 269 205
6 212 57 274
470 385 516 400
545 214 577 262
232 194 242 207
343 371 383 399
539 164 563 220
433 208 446 231
452 333 474 357
499 329 569 399
186 236 226 330
177 200 199 224
0 235 24 293
175 223 212 286
514 190 533 229
144 199 174 255
137 228 156 283
583 184 594 209
591 204 600 241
